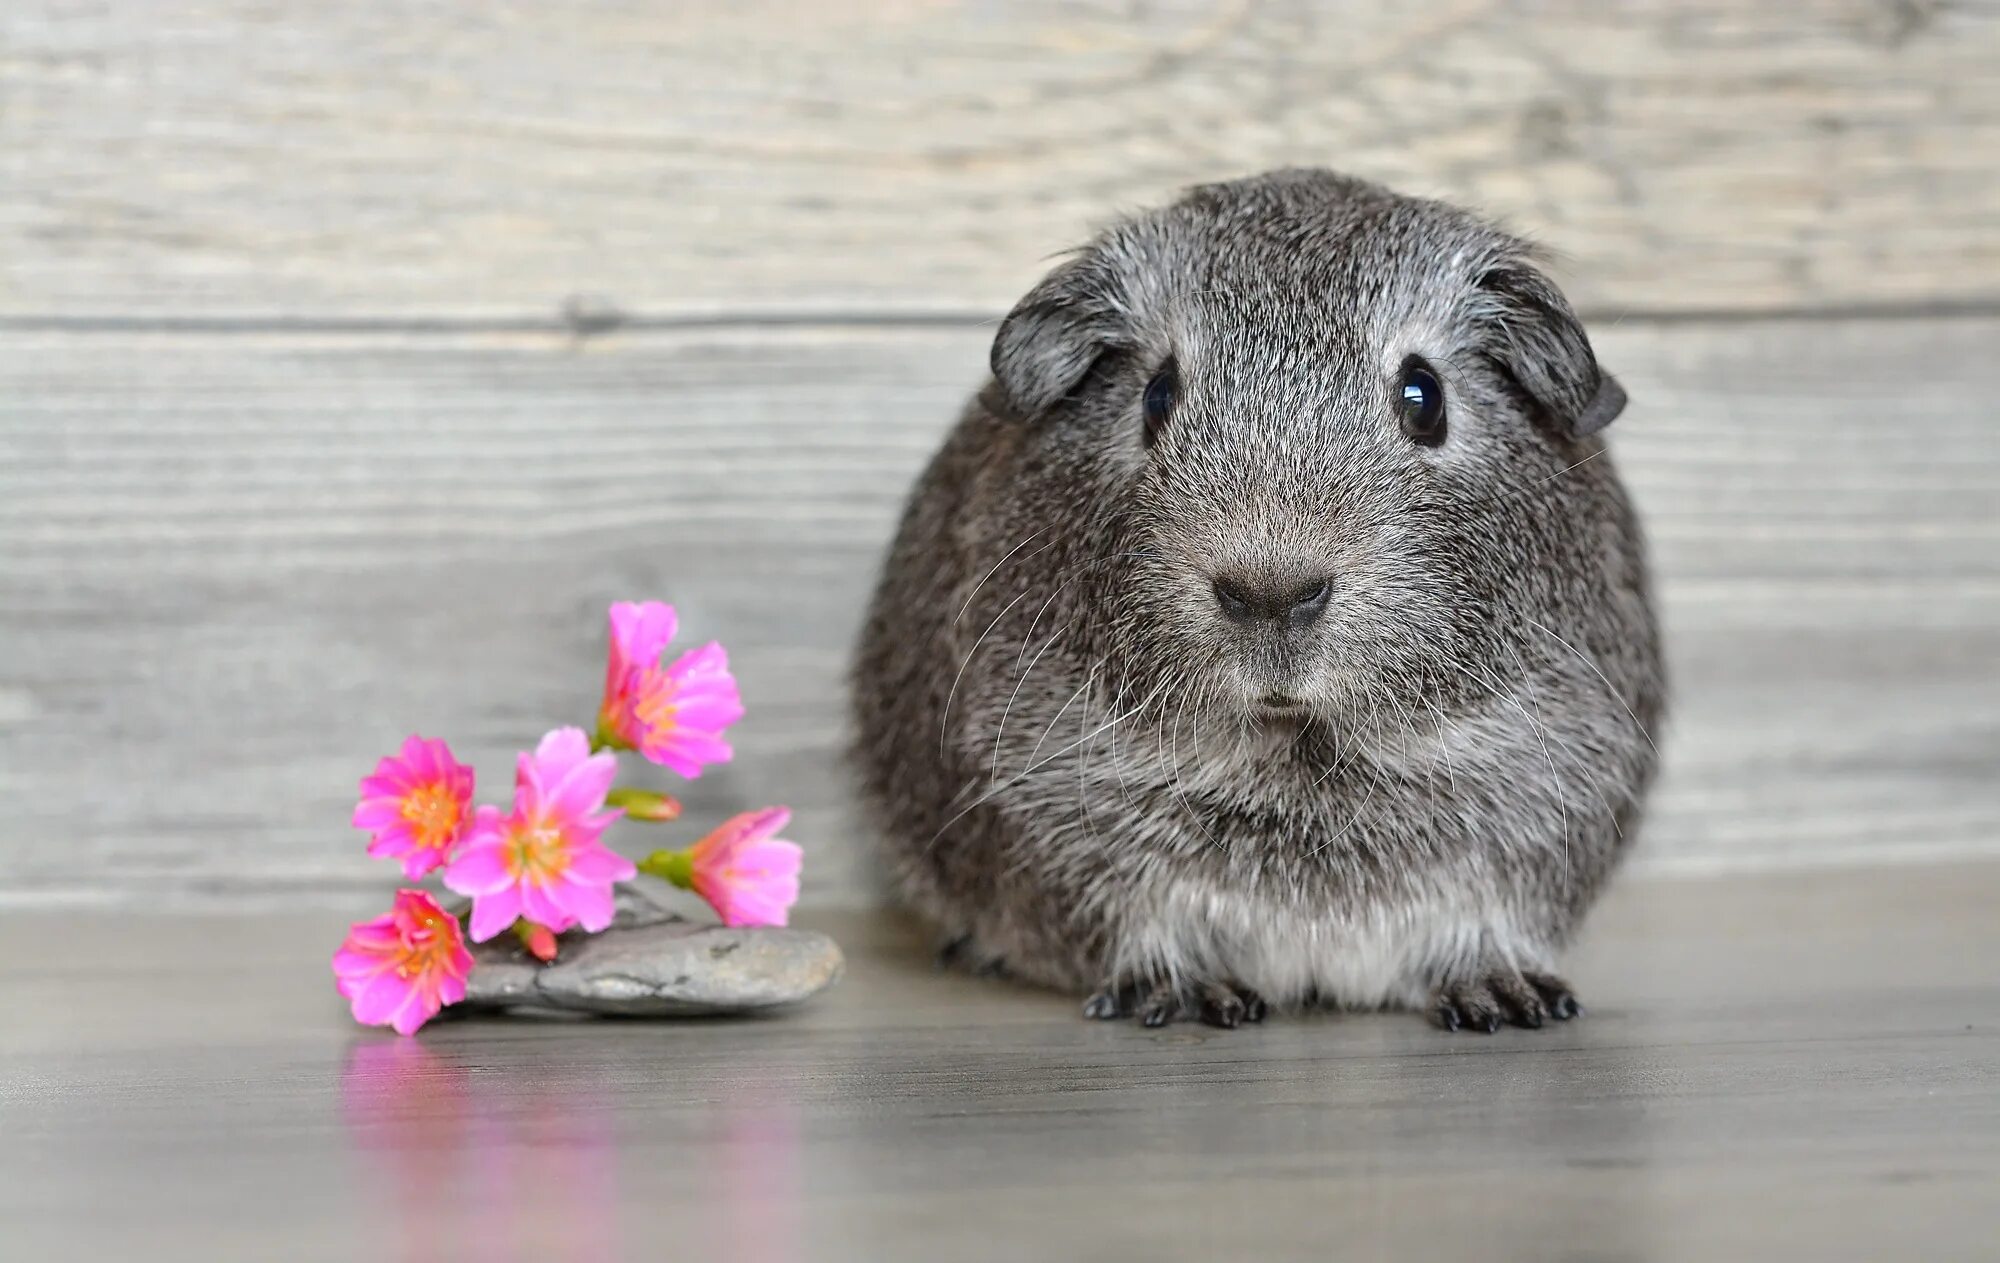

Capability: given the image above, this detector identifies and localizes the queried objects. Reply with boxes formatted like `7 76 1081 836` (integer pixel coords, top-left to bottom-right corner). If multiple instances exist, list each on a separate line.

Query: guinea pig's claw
1526 971 1583 1020
1081 989 1124 1020
1137 982 1180 1028
1197 982 1268 1029
1088 978 1266 1029
1199 992 1245 1029
1433 969 1582 1034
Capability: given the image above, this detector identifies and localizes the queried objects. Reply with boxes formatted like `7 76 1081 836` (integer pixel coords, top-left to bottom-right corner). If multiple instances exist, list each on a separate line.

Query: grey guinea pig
850 168 1664 1032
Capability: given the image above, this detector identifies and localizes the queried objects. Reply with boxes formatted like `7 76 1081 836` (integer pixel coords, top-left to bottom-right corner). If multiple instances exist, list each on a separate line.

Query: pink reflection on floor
339 1038 619 1263
714 1087 804 1263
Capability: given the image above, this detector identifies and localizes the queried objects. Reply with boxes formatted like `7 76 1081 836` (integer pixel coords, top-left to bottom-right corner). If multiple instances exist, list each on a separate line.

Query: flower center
400 783 461 851
634 674 680 737
396 910 457 978
508 821 570 883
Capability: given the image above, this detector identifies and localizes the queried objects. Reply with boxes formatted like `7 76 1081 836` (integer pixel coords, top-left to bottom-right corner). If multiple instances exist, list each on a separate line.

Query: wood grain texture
5 0 1999 321
2 316 1996 903
2 862 1998 1261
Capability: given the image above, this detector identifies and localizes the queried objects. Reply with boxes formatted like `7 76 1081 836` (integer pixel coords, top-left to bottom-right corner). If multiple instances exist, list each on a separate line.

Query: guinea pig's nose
1212 574 1333 628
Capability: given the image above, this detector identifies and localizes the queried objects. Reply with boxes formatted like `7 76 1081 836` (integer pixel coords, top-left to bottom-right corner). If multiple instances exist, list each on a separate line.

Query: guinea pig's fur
850 169 1664 1031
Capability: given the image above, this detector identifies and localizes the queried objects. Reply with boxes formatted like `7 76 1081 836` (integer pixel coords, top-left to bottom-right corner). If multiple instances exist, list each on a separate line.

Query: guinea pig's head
986 169 1630 729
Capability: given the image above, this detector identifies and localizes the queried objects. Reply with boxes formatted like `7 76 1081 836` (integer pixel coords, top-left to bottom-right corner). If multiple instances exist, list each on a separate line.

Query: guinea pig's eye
1142 358 1178 445
1397 356 1447 447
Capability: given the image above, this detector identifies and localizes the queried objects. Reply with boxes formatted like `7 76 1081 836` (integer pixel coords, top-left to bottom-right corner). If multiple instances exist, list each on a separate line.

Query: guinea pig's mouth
1253 691 1308 715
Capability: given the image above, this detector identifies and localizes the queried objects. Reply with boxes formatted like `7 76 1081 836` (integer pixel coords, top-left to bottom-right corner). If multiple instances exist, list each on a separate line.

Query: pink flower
443 727 636 942
352 736 476 878
596 601 744 778
332 889 475 1035
688 806 803 928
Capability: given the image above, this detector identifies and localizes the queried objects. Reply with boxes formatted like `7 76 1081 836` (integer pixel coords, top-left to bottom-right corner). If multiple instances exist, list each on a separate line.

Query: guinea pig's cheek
1156 581 1234 662
1313 576 1403 661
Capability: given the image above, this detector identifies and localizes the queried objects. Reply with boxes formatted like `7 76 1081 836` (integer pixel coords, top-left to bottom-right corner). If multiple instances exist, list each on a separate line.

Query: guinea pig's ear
1474 261 1626 438
989 253 1132 420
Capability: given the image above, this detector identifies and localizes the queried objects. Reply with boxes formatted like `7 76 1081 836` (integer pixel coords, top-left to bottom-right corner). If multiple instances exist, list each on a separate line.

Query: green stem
591 714 628 755
637 848 695 890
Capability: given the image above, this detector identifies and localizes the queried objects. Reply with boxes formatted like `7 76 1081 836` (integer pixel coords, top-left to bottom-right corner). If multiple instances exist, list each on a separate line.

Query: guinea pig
850 168 1664 1032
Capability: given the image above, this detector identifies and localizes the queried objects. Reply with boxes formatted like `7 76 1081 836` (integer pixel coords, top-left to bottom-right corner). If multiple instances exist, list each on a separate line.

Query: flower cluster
334 602 804 1035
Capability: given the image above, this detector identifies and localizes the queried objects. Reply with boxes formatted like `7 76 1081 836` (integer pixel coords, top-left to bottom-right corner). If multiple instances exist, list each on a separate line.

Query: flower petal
519 882 580 933
562 880 618 934
704 806 792 853
664 640 732 688
359 769 416 799
645 732 735 779
442 848 510 896
393 845 447 881
352 799 405 830
543 750 619 824
349 970 417 1027
565 842 637 885
363 826 413 857
467 886 523 943
532 727 596 783
386 989 435 1036
332 944 391 977
435 967 469 1008
670 693 746 732
608 601 678 672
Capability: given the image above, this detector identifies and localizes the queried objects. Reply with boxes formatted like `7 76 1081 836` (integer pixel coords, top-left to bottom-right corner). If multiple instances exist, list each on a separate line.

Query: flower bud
515 919 559 962
605 787 683 822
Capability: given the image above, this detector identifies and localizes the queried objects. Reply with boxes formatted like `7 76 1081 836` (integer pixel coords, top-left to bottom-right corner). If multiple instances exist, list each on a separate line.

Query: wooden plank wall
3 1 1997 905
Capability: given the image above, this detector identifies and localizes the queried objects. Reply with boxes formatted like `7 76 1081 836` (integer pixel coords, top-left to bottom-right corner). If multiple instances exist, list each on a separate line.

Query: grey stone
457 886 843 1017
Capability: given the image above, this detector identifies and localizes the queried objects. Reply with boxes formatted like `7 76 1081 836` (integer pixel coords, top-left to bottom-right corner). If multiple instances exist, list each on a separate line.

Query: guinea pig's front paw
1432 969 1581 1034
1083 977 1268 1030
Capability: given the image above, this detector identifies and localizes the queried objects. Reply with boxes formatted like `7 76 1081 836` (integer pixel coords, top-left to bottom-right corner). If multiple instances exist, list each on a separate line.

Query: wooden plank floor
2 861 1997 1261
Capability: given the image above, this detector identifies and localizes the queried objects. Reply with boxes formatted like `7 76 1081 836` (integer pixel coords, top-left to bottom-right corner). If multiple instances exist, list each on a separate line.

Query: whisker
1014 550 1156 675
1367 677 1429 774
941 536 1152 762
1304 741 1385 857
1459 442 1609 522
1105 676 1141 813
990 620 1074 783
1523 616 1660 754
1449 657 1573 881
938 585 1035 761
1535 447 1604 487
1023 665 1094 773
1469 656 1628 845
1074 660 1109 851
1311 705 1376 790
1500 644 1571 885
1428 697 1460 795
922 680 1171 854
953 527 1053 626
1169 675 1224 853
